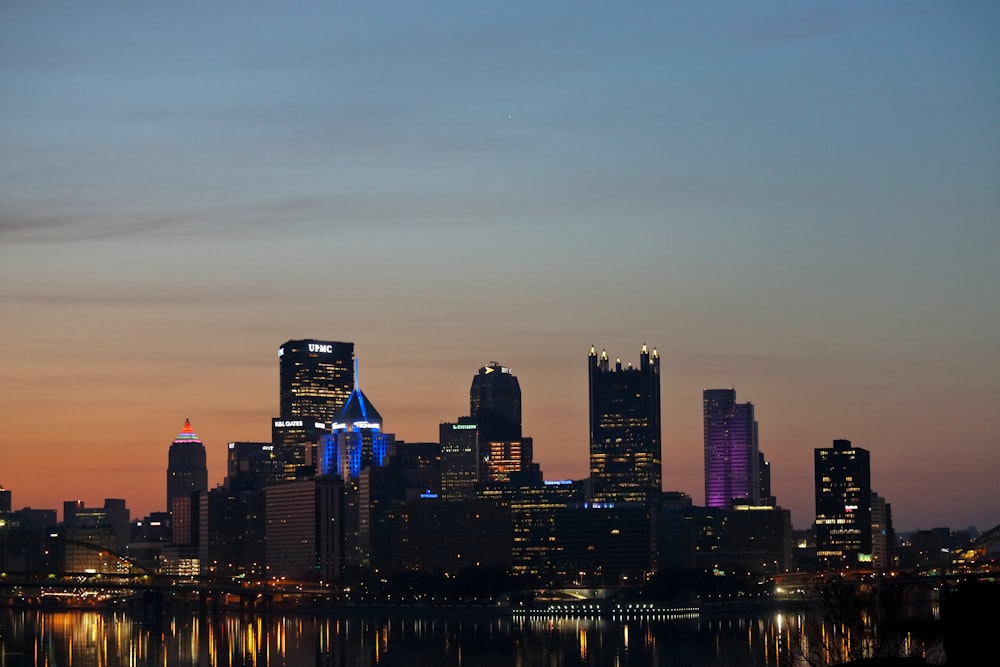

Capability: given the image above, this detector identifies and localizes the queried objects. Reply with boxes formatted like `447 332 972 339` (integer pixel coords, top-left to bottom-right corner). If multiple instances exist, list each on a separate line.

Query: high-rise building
319 378 394 480
758 451 776 507
703 389 759 508
814 439 873 571
167 419 208 515
277 340 354 480
588 344 661 505
469 363 534 481
278 339 354 423
439 418 480 499
271 417 328 480
470 363 521 443
871 491 895 571
0 484 10 513
265 477 344 582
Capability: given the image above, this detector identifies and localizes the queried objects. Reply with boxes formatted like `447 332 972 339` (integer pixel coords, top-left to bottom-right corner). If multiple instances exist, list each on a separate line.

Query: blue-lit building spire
319 359 393 478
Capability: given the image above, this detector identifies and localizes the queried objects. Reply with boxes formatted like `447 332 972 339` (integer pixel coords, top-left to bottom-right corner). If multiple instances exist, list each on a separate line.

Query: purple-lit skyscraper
703 389 759 508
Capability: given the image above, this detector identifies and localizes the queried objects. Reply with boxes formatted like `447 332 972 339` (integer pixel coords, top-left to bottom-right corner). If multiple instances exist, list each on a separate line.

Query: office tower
317 370 396 570
227 442 286 490
588 344 661 504
167 419 208 515
815 439 873 570
439 418 479 499
62 498 131 572
277 340 354 480
470 363 521 442
265 477 344 582
0 484 10 513
758 451 776 506
319 376 394 480
470 363 534 481
871 492 895 571
272 417 328 479
703 389 759 508
278 339 354 422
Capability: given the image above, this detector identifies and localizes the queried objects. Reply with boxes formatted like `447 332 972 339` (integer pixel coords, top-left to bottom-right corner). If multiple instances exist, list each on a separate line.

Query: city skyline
2 2 998 532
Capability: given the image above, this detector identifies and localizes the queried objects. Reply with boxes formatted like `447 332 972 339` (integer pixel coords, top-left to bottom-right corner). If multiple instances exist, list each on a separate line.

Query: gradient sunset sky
2 1 998 532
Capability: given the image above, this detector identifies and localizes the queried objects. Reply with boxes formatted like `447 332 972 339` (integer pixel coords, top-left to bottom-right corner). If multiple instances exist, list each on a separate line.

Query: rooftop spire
173 418 202 444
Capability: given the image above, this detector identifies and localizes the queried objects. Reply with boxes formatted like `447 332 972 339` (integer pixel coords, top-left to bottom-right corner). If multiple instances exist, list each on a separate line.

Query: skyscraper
588 344 661 505
278 339 354 423
814 438 873 570
468 363 533 482
277 339 354 479
439 417 480 499
703 389 759 508
166 419 208 514
319 370 394 480
470 363 521 443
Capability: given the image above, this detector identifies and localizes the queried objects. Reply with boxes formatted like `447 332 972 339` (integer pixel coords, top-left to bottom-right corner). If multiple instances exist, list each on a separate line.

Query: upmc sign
309 343 333 353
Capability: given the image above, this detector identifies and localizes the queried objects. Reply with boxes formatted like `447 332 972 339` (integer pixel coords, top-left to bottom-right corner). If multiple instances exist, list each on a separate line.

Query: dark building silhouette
278 339 354 422
363 442 442 574
553 504 656 585
758 452 776 506
470 363 533 481
470 363 521 442
815 439 872 570
386 497 512 575
477 475 584 580
265 477 344 582
704 389 759 508
0 484 10 513
166 419 208 515
588 344 661 504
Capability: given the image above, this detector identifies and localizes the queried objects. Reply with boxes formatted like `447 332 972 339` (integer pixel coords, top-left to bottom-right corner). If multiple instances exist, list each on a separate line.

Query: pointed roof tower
332 359 383 431
173 418 203 444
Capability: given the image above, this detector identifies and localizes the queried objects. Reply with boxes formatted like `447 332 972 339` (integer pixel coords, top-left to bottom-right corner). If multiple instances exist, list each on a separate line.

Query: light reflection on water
0 607 931 667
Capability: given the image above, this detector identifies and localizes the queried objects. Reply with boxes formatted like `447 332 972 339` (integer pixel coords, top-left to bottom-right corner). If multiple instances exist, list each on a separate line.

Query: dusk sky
2 2 998 532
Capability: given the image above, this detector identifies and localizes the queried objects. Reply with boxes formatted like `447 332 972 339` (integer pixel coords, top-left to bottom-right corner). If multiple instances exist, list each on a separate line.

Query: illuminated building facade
703 389 759 508
814 439 872 570
166 419 208 515
588 344 661 505
439 418 479 499
318 381 394 480
271 417 328 480
871 491 895 571
277 339 354 479
279 339 354 422
317 373 395 570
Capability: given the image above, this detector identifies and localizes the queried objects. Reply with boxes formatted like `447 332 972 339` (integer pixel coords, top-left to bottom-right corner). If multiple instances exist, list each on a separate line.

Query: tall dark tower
167 418 208 514
470 363 522 442
469 363 533 481
703 388 759 508
588 344 661 505
278 339 354 423
814 439 873 571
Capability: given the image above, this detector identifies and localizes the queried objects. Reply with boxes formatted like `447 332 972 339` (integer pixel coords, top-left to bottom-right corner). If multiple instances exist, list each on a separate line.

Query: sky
1 1 998 532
